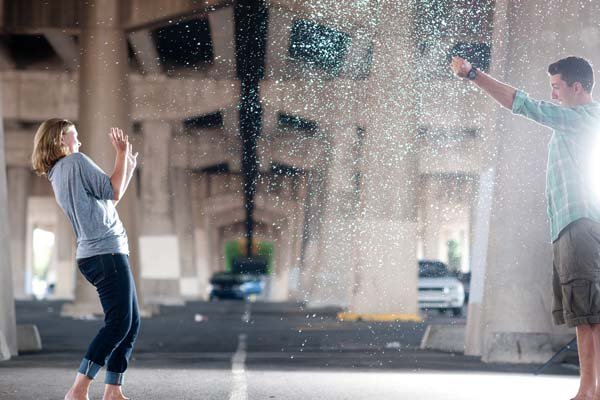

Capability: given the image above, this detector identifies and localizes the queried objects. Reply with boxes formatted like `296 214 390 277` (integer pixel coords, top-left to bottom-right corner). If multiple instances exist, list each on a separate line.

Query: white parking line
229 333 248 400
229 304 251 400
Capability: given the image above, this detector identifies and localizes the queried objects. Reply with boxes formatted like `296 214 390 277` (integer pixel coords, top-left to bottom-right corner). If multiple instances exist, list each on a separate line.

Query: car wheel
451 307 462 317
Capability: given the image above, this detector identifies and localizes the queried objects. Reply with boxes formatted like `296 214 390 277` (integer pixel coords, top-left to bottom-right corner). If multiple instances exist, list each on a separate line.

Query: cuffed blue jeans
76 253 140 385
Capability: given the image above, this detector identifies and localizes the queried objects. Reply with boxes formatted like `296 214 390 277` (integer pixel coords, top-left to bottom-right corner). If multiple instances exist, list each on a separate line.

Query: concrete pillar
140 121 174 234
25 197 56 299
308 121 360 307
270 177 305 301
299 170 325 300
465 168 495 356
478 0 600 362
350 2 419 315
173 167 197 299
52 213 76 299
0 82 18 358
63 0 137 317
7 166 30 299
268 201 304 301
222 108 242 171
139 120 182 304
420 176 443 261
191 175 211 299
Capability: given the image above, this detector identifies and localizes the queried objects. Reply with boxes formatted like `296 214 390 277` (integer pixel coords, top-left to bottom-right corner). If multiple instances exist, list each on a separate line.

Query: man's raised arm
451 56 517 109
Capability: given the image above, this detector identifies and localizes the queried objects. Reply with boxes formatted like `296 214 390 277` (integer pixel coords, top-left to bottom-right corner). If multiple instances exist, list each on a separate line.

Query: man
451 55 600 400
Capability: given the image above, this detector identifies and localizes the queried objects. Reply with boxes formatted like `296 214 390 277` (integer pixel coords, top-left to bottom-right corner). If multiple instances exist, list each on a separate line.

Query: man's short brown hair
548 56 594 93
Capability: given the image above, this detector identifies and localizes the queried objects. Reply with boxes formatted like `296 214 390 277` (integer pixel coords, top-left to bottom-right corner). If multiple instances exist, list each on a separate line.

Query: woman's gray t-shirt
48 153 129 259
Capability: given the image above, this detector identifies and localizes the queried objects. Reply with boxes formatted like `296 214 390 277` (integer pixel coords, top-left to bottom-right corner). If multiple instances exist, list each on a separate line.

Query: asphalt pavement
0 300 580 399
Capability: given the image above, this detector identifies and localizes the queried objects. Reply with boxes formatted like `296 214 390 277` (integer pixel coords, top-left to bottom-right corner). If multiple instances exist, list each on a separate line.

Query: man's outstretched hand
451 56 472 78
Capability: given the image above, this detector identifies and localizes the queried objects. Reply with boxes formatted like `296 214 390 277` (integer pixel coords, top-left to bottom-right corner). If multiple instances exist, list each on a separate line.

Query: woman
31 119 140 400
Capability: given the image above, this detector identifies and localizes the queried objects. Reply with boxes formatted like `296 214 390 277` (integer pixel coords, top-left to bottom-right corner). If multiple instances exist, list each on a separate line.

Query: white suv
418 260 465 316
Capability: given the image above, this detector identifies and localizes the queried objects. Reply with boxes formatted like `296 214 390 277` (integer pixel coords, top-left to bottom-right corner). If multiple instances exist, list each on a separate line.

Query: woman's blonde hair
31 118 75 176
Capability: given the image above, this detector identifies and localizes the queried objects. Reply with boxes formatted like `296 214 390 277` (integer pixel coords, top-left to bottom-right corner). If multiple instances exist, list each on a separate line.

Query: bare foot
64 388 90 400
103 384 130 400
102 395 129 400
571 392 593 400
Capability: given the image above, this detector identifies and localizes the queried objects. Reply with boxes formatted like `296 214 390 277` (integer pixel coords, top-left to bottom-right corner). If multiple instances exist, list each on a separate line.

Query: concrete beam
258 133 327 172
418 79 494 129
43 29 79 71
0 71 239 121
5 123 486 177
261 79 363 126
4 130 33 168
3 0 81 34
3 0 229 34
207 6 235 78
132 75 239 120
170 130 241 171
125 0 230 31
0 43 15 71
169 127 327 173
128 30 162 75
417 134 485 175
268 0 380 32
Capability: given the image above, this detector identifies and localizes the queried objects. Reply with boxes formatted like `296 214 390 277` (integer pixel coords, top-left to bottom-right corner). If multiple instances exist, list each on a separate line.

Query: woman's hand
109 127 128 155
127 142 138 171
109 127 136 203
450 56 472 78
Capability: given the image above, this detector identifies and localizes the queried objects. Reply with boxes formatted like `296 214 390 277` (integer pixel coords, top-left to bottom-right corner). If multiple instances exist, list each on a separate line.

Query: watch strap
467 67 477 80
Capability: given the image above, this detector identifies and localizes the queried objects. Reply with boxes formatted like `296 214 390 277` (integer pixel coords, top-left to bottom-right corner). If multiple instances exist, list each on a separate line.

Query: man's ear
573 81 584 93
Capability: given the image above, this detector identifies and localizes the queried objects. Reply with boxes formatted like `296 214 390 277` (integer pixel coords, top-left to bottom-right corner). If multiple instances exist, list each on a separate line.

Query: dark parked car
208 272 264 301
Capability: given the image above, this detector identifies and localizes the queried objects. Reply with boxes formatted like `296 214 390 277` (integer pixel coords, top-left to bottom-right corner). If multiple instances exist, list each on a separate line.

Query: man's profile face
550 74 577 106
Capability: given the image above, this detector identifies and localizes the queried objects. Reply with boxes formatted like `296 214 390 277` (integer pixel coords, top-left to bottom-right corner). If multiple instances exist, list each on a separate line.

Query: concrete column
192 175 210 299
52 213 76 299
173 167 197 299
222 108 242 171
478 0 600 362
350 2 419 316
7 167 30 299
272 177 305 301
63 0 137 317
465 168 494 356
0 82 18 358
420 176 443 261
308 122 359 307
268 202 304 301
139 120 182 304
299 170 325 300
140 121 174 234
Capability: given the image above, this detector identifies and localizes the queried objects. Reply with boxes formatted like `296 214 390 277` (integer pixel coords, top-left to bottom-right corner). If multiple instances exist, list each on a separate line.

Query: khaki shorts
553 218 600 327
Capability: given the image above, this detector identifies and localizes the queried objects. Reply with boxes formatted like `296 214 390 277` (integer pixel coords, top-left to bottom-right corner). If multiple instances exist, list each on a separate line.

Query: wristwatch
466 67 477 80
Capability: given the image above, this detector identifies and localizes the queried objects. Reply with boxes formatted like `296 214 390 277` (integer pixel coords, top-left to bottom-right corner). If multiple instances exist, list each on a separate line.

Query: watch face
467 69 477 80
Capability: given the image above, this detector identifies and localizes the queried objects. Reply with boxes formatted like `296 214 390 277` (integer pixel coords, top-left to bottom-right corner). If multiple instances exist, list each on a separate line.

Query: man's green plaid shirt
512 89 600 242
